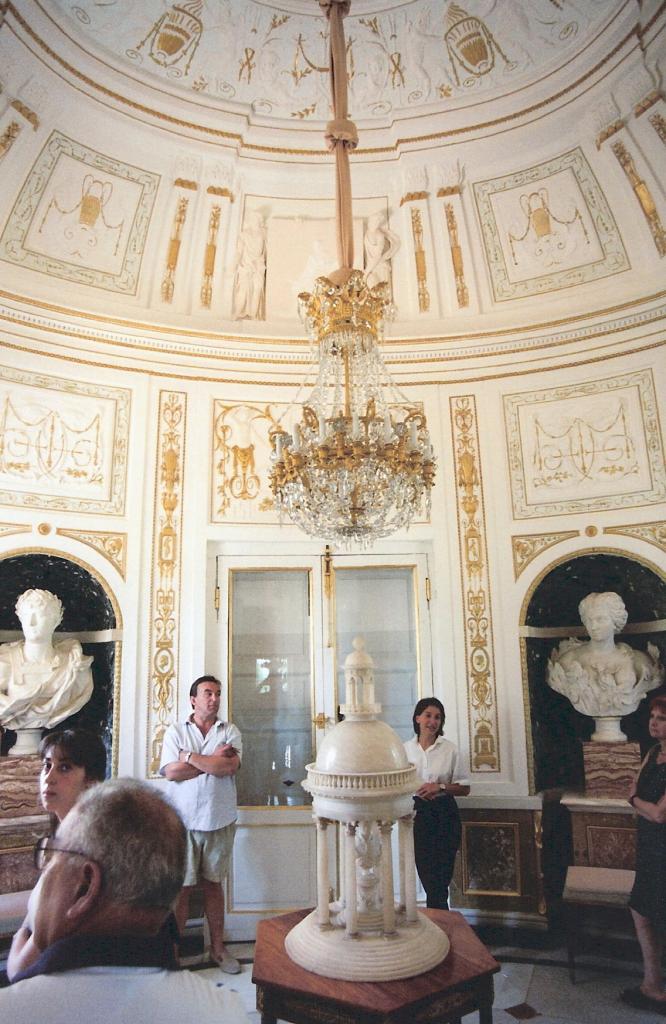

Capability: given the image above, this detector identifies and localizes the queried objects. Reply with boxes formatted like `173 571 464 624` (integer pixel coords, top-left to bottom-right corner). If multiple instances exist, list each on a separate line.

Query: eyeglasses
33 835 92 872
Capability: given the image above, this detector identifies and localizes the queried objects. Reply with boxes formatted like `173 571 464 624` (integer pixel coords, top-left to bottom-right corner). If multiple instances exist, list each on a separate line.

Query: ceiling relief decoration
0 130 159 294
473 148 629 301
51 1 619 122
503 369 666 520
0 364 130 515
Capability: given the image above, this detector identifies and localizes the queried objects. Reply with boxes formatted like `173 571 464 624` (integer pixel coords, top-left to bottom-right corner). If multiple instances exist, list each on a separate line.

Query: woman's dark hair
412 697 446 738
39 728 107 782
649 694 666 715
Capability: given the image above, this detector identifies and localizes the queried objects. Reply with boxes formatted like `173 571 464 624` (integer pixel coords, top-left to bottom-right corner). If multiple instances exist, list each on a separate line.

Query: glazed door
207 548 431 939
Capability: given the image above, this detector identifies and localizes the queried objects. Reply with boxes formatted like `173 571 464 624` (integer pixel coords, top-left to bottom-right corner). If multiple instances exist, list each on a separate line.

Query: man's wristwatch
439 783 447 793
185 751 192 764
628 793 636 806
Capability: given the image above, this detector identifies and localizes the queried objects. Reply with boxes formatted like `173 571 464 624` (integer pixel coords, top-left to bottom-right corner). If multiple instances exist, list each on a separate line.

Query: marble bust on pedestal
0 589 94 756
547 591 662 742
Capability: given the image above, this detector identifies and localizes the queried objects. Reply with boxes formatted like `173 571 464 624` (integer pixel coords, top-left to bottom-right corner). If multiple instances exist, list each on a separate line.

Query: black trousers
413 794 462 910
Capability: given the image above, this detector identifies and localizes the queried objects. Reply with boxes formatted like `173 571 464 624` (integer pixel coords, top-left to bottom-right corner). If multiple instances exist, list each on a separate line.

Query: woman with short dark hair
403 698 469 909
621 694 666 1013
7 728 107 980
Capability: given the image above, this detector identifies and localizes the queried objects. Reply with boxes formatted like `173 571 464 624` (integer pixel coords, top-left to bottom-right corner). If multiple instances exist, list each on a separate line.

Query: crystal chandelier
268 0 435 546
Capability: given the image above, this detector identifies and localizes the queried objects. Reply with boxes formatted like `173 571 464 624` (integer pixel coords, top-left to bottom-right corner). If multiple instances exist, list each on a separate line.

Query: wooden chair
561 865 635 982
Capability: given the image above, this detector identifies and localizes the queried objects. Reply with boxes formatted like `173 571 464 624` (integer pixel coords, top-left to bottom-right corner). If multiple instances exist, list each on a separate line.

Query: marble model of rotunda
285 638 449 981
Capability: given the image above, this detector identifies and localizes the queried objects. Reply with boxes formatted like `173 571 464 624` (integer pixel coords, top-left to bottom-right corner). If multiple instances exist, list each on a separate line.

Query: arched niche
523 550 666 794
0 550 119 772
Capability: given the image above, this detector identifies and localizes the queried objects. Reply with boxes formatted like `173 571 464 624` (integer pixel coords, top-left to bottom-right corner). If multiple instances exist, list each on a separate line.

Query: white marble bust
547 591 663 741
0 589 94 752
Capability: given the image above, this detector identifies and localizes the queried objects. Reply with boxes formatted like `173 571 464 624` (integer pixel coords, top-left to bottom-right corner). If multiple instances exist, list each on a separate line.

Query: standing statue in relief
363 211 400 290
547 591 663 742
0 589 94 755
232 209 267 320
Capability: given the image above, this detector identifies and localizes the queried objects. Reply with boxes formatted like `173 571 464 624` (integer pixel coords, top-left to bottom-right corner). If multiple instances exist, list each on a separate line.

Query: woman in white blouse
404 698 470 909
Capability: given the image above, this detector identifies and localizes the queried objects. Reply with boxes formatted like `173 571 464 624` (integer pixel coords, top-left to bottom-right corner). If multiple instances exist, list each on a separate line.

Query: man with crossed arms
160 674 242 974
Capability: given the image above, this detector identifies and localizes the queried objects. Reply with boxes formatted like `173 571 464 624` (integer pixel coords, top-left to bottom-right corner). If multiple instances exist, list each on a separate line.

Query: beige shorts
183 823 236 886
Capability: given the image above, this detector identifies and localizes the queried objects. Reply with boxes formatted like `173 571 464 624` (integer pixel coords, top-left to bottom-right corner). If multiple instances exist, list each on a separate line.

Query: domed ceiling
49 0 623 127
1 0 664 361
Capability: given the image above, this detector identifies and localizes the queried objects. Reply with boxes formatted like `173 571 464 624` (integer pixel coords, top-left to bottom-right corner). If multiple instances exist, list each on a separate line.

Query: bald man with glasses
0 779 249 1024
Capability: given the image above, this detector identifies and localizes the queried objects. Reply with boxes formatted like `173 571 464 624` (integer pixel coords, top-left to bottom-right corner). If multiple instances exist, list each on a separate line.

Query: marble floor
197 940 653 1024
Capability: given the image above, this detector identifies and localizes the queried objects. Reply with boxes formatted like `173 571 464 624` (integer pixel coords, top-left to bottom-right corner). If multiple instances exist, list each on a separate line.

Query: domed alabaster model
547 592 663 742
284 637 449 981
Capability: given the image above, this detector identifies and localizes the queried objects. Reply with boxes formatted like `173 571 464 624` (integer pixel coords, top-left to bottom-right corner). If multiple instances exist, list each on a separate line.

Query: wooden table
253 908 500 1024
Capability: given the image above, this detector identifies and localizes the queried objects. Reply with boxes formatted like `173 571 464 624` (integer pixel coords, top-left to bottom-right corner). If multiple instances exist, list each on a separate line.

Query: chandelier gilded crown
268 0 435 546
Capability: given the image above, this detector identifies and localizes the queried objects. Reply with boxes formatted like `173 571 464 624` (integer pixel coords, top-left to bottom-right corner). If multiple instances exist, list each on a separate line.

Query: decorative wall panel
604 520 666 554
0 365 130 514
56 528 127 579
511 531 579 579
473 148 628 301
450 396 500 772
211 400 283 523
504 370 666 519
147 391 186 776
0 131 159 293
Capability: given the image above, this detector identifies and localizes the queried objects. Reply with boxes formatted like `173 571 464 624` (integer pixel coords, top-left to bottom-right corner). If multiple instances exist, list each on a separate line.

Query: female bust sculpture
0 589 94 753
547 591 662 741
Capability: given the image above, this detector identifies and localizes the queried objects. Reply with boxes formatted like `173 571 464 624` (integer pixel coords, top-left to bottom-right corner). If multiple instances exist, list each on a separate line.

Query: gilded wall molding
400 191 429 206
444 202 468 308
201 205 221 309
603 520 666 554
511 531 579 580
649 111 666 144
612 139 666 256
147 391 187 776
161 197 189 303
450 396 500 774
56 528 127 579
410 208 430 313
0 521 31 539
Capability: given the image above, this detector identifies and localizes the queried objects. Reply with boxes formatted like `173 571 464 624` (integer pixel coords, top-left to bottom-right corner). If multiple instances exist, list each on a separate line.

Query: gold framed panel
461 819 522 897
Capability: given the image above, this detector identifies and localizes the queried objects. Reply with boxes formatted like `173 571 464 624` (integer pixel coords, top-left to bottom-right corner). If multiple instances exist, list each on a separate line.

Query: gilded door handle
312 712 329 728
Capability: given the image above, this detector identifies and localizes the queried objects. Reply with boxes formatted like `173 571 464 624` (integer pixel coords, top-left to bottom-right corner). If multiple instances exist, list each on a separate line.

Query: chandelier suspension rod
321 0 357 284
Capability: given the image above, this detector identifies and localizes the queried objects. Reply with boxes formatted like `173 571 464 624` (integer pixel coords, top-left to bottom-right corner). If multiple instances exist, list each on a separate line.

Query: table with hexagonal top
252 908 500 1024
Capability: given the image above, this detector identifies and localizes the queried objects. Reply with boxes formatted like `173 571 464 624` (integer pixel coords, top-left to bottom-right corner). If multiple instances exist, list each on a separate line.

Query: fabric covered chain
319 0 357 285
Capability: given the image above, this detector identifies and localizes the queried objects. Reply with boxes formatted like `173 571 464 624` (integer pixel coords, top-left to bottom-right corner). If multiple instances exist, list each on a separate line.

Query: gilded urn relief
0 131 159 293
473 148 628 300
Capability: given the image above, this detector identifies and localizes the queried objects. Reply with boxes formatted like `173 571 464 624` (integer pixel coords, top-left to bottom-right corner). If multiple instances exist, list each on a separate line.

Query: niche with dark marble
0 552 116 772
525 552 666 793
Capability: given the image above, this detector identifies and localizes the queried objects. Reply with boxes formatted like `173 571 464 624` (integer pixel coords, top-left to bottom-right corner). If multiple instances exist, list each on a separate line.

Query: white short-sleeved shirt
0 967 250 1024
403 735 469 786
159 718 242 832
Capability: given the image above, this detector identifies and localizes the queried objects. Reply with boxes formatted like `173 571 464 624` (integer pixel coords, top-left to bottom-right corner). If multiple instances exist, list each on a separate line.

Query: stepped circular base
284 910 449 981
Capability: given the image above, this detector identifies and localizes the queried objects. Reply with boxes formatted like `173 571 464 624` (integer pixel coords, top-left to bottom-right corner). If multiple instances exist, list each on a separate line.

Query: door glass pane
335 567 419 741
230 570 313 807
